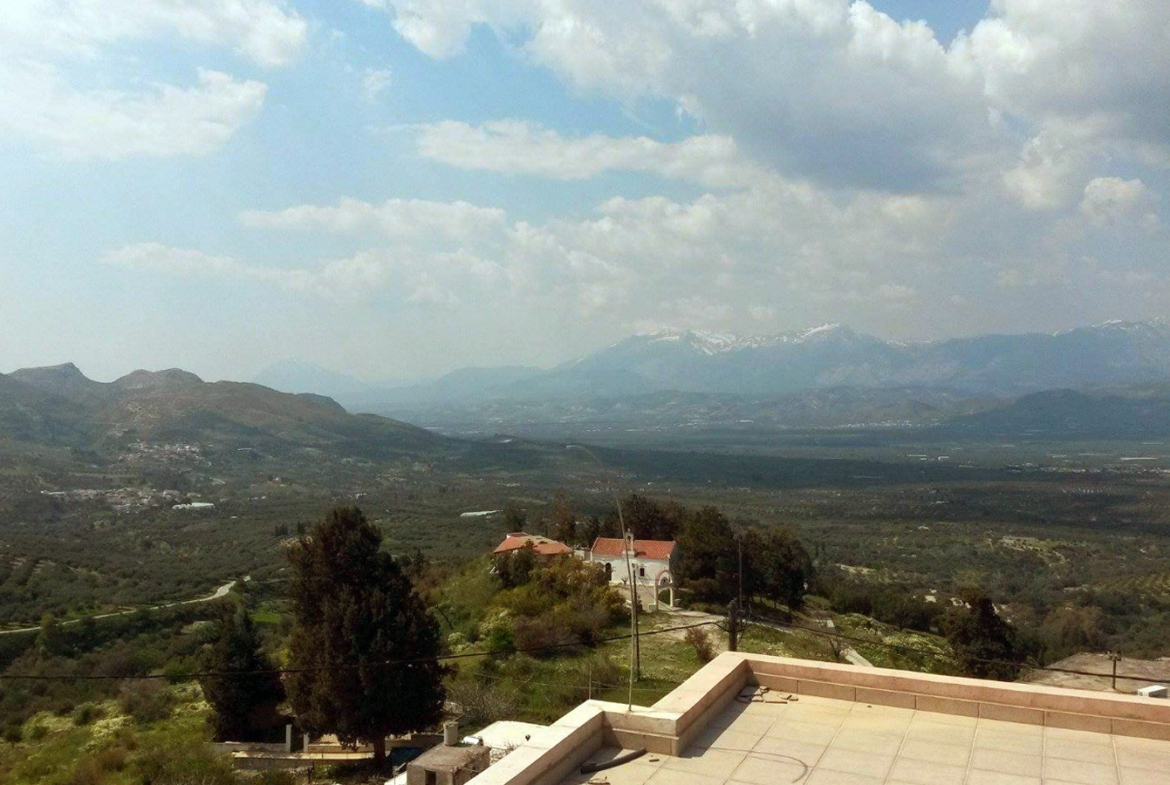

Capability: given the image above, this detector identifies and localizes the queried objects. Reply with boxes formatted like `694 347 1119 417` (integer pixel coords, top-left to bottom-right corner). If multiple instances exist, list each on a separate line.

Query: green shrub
136 743 239 785
72 702 105 726
69 758 104 785
118 680 171 724
95 745 129 772
27 722 48 741
2 723 22 744
684 626 716 663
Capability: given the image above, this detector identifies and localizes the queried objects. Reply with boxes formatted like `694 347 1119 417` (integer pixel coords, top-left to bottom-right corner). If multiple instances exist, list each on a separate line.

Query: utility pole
738 535 744 609
567 444 638 709
629 531 641 679
728 600 739 652
1110 652 1122 691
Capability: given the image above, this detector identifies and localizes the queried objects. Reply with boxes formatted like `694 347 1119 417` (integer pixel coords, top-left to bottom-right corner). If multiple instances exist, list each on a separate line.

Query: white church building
588 537 677 605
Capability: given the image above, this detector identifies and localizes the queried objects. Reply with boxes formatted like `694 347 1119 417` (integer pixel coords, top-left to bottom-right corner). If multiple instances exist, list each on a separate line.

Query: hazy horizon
8 318 1170 387
3 1 1167 383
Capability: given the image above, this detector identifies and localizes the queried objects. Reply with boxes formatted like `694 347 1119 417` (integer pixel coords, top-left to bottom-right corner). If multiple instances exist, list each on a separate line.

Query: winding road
0 579 238 636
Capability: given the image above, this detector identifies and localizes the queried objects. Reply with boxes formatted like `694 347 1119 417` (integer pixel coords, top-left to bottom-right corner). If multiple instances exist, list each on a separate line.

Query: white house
588 537 676 606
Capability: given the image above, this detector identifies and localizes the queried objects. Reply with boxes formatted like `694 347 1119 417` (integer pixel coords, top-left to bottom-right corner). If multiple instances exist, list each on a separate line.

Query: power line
0 620 718 682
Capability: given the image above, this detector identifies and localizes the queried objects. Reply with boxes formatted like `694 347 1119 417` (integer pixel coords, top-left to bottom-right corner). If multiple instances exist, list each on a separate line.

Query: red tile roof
590 537 676 561
493 532 572 557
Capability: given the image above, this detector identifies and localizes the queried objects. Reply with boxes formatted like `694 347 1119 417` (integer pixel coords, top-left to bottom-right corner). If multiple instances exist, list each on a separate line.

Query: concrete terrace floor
562 691 1170 785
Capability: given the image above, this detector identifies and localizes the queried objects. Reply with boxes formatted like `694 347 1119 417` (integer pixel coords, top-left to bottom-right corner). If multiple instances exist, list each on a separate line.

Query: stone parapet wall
465 651 1170 784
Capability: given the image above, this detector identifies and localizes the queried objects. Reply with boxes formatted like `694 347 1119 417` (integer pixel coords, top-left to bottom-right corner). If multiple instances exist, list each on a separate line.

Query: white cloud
101 242 243 276
361 68 392 103
1002 131 1082 211
960 2 1170 151
239 197 508 245
101 241 507 305
369 0 995 190
0 0 306 160
0 0 308 67
0 66 267 160
414 120 761 187
374 1 1170 198
1081 178 1158 230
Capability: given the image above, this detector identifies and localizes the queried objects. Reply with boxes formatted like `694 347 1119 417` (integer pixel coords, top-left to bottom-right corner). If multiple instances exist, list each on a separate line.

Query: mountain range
8 320 1170 455
310 320 1170 420
0 362 438 460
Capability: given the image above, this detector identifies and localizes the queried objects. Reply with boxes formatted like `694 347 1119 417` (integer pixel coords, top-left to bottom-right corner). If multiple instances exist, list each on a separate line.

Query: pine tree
285 507 445 767
200 605 285 741
676 506 738 602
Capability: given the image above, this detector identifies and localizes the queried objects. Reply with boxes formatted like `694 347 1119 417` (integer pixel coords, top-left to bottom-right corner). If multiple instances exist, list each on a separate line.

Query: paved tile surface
561 693 1170 785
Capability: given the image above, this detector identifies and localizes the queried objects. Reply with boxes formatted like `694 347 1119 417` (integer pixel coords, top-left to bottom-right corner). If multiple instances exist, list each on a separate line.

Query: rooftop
566 692 1168 785
493 533 572 557
411 742 490 772
466 652 1170 785
591 538 676 561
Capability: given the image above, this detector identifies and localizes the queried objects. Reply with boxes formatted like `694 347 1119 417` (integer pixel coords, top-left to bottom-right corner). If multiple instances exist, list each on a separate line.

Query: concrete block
1044 710 1112 734
856 687 917 710
799 680 856 702
914 694 980 718
978 702 1044 726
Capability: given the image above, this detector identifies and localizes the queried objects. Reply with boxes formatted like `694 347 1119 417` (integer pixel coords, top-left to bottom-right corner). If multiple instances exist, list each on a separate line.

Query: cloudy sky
1 1 1167 382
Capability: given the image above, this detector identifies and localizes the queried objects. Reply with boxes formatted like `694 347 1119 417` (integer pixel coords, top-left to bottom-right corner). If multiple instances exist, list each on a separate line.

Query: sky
0 0 1167 383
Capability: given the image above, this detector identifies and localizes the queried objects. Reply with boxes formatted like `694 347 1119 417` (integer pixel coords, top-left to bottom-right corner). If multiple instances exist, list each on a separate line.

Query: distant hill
10 362 113 406
0 365 440 459
253 359 378 400
0 372 89 444
946 387 1170 438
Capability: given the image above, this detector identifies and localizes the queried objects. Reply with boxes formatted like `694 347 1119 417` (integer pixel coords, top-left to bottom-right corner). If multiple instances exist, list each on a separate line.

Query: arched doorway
653 569 674 610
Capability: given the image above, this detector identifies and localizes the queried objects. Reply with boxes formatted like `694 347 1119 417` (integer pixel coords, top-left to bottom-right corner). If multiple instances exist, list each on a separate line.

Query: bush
73 702 105 726
2 723 22 744
252 772 296 785
512 615 576 652
684 627 716 663
119 680 172 724
27 722 48 741
136 744 239 785
70 758 104 785
447 681 518 729
95 745 129 772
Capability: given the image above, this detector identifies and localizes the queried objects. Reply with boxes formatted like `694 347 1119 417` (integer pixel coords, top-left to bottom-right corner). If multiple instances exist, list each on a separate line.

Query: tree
36 612 61 656
199 605 285 741
676 506 738 603
605 494 686 541
943 588 1024 680
549 493 577 545
580 516 602 549
285 507 446 767
501 503 527 533
497 545 537 589
743 529 814 611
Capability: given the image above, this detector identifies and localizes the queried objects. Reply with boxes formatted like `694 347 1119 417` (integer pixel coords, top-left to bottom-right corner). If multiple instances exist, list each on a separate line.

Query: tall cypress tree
200 604 286 741
285 507 445 767
943 588 1024 680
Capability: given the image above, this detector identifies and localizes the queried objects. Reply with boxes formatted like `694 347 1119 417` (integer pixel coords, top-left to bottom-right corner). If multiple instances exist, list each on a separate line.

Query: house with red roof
492 532 572 561
589 537 676 593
